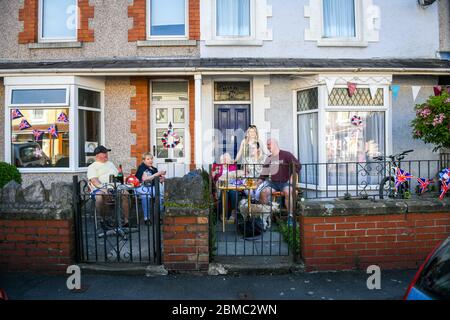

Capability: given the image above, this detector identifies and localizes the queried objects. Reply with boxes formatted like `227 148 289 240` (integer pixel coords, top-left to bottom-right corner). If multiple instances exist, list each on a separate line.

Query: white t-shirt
87 161 118 185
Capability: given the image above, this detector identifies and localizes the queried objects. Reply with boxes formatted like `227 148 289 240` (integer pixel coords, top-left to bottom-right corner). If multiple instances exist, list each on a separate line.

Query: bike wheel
379 176 395 199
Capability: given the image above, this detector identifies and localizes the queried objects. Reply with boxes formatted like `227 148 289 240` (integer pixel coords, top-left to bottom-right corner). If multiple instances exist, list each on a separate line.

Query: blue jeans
219 190 240 219
136 184 164 221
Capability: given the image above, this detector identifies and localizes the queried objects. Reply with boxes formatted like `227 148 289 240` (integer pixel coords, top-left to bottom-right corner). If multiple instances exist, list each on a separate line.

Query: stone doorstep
79 263 168 277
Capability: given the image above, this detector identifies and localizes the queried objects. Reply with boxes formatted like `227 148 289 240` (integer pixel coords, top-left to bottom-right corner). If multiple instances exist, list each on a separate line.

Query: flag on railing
440 180 449 200
417 178 433 194
395 168 412 190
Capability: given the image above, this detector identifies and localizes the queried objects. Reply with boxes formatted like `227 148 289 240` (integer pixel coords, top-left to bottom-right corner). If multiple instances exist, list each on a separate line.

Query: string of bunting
395 167 450 200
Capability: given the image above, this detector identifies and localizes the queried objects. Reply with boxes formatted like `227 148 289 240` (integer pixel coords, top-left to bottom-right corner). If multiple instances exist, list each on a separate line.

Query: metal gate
73 176 162 264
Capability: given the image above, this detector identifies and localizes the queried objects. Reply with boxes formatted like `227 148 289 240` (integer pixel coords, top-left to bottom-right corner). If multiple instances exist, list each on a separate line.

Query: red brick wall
77 0 95 42
128 0 200 42
130 77 150 167
300 213 450 272
0 219 74 273
18 0 38 44
18 0 94 44
163 216 209 272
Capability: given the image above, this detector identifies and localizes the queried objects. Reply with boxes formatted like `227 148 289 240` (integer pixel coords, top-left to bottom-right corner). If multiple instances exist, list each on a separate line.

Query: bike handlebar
373 149 414 161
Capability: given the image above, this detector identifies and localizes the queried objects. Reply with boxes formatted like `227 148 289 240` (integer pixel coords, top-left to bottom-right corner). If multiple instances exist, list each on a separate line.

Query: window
39 0 77 41
216 0 250 37
6 83 104 171
214 82 251 101
148 0 187 38
152 82 188 101
322 0 356 38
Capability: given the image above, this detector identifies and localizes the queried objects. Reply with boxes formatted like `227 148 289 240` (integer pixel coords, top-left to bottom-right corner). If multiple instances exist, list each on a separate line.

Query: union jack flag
47 124 58 138
395 168 412 190
439 180 450 200
12 109 23 120
32 129 44 141
57 112 69 123
19 119 31 130
416 178 433 194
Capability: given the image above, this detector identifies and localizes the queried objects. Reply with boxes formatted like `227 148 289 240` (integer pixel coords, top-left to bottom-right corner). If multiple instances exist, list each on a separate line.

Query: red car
0 288 8 300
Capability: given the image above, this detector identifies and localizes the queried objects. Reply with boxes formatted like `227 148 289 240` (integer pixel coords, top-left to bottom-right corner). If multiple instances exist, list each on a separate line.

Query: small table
217 184 258 232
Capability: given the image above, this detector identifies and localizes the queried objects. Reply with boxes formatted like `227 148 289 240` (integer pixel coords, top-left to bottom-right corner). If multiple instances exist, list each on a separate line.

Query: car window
416 238 450 299
20 146 44 163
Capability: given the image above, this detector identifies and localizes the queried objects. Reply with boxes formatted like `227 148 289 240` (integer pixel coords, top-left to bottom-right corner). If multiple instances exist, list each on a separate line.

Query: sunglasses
248 125 257 129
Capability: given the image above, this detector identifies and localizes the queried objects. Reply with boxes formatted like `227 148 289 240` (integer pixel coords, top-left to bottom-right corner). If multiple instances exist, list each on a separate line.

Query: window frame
146 0 189 40
4 82 104 173
213 0 255 41
38 0 79 43
294 83 391 191
10 86 70 107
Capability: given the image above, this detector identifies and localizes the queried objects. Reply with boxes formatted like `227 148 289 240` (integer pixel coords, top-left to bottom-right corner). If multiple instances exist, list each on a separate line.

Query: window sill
137 40 197 47
28 42 83 49
316 39 368 47
205 39 264 46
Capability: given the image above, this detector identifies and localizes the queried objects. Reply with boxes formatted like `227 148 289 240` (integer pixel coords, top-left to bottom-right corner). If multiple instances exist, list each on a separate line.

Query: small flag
417 178 433 194
439 180 449 200
325 78 336 95
57 112 69 123
412 86 421 102
433 85 442 96
395 168 412 190
47 124 58 138
391 85 400 99
12 109 23 120
347 82 357 97
32 129 44 141
369 85 378 99
19 119 31 130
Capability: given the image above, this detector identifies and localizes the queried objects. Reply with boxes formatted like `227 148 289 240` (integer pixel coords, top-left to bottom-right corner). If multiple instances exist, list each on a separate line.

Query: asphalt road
0 269 416 300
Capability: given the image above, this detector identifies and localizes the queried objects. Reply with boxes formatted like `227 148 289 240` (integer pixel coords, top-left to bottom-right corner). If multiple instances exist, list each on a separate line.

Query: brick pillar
130 77 150 167
18 0 38 44
77 0 95 42
163 211 209 272
128 0 147 42
189 0 200 40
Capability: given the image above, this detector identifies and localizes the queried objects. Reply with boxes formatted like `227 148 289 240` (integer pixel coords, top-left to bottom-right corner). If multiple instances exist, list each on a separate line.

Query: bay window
5 78 104 172
39 0 78 42
296 85 388 190
148 0 187 38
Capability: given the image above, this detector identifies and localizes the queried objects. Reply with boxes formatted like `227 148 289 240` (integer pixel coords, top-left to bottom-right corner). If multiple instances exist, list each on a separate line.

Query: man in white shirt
87 146 129 227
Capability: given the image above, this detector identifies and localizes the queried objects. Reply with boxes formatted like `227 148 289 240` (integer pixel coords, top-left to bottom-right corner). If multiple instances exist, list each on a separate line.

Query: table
217 184 258 232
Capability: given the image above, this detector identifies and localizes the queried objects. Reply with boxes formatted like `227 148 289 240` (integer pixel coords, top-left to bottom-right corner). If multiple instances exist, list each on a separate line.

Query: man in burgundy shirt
258 139 301 222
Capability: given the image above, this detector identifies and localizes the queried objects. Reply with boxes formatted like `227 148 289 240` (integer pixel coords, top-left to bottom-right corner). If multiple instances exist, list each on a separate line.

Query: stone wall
298 198 450 271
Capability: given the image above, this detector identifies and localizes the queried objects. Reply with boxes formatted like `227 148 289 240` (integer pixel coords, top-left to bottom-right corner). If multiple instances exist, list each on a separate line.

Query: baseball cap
93 145 111 155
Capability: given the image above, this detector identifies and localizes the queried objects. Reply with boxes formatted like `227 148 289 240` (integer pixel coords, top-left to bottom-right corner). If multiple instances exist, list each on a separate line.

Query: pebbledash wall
299 199 450 272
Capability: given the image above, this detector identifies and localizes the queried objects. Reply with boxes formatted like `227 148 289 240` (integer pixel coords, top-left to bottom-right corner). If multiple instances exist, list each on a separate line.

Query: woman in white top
234 125 266 163
242 141 267 201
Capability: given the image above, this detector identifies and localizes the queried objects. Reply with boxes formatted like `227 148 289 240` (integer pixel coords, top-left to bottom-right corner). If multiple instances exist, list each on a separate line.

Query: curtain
217 0 250 37
298 113 318 184
323 0 356 38
42 0 77 39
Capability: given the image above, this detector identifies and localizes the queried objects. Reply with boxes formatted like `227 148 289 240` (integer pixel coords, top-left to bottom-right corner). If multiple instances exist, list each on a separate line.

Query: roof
0 58 449 74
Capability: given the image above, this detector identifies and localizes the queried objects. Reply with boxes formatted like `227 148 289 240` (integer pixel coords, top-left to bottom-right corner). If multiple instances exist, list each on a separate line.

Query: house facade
0 0 449 189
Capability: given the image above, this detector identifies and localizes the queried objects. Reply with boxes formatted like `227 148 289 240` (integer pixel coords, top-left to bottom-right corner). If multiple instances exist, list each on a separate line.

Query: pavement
0 269 416 300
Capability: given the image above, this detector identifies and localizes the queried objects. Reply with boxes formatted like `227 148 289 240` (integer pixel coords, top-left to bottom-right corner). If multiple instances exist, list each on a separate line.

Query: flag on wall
433 85 442 96
412 86 421 102
369 85 378 99
57 112 69 123
32 129 44 141
347 82 357 97
395 168 412 190
325 78 336 95
12 109 24 119
391 85 400 99
417 178 433 194
19 119 31 130
47 124 58 138
440 180 449 200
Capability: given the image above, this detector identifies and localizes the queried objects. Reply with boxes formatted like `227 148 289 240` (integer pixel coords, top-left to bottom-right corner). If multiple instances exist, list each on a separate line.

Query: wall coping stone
298 198 450 217
165 207 209 217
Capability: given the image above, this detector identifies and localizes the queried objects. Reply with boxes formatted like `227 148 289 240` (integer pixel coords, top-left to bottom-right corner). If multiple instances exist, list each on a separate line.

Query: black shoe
144 219 153 226
122 222 129 228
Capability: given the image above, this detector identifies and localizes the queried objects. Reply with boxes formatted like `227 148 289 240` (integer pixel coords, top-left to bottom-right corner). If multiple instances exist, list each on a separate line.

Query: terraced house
0 0 449 190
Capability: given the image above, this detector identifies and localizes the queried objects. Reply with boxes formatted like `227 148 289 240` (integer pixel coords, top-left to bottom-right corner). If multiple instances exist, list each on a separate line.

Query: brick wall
18 0 94 44
128 0 200 42
0 219 74 273
300 212 450 271
130 77 150 167
163 214 209 272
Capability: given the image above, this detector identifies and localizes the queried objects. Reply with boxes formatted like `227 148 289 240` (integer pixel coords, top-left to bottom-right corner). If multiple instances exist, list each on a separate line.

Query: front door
151 81 189 178
214 104 251 162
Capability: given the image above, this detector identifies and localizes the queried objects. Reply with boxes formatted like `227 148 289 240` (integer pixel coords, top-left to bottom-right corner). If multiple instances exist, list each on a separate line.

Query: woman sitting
135 152 165 225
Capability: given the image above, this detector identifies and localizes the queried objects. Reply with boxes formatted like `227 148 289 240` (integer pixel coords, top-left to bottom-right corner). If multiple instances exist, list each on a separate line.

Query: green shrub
0 162 22 189
278 219 300 255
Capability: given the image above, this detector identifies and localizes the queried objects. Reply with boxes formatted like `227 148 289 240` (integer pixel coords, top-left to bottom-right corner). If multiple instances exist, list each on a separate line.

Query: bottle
117 164 124 184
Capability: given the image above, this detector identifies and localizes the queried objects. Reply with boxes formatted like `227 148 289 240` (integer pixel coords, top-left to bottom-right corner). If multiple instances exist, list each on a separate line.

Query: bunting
47 124 58 138
347 82 357 97
412 86 421 102
19 119 31 130
57 112 69 123
12 109 24 120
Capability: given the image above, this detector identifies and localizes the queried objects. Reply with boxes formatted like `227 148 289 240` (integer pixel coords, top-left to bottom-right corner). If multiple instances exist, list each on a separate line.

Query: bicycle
373 150 414 199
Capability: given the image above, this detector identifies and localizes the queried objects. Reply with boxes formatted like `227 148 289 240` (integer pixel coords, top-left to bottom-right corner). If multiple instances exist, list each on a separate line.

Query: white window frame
4 81 104 173
10 86 70 107
294 83 391 191
213 0 255 41
38 0 78 43
318 0 364 47
146 0 189 40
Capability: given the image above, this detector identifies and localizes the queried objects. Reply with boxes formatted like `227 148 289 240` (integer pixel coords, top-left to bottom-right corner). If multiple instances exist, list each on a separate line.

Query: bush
411 91 450 152
0 162 22 189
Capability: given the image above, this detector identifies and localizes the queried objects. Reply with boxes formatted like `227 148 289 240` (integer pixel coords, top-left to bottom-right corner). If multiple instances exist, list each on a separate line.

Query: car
0 288 7 300
12 142 50 168
404 236 450 300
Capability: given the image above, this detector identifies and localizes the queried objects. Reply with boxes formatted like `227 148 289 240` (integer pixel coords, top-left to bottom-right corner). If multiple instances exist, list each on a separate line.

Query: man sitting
87 145 130 227
258 139 301 226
